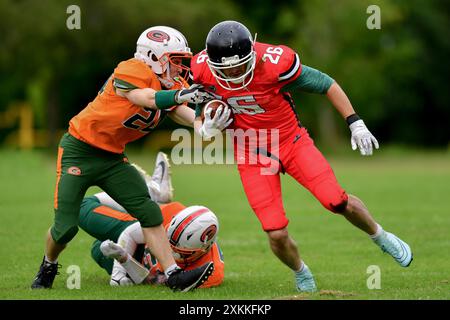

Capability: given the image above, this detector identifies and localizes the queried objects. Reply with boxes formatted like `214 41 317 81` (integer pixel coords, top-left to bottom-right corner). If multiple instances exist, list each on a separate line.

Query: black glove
174 84 215 104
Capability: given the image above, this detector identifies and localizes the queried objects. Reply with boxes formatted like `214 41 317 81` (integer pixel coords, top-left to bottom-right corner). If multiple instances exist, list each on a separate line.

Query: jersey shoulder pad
113 58 155 91
255 42 302 83
190 49 210 84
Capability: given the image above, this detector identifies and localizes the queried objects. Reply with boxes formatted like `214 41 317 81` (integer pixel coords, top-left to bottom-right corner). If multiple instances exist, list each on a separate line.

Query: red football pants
237 127 348 231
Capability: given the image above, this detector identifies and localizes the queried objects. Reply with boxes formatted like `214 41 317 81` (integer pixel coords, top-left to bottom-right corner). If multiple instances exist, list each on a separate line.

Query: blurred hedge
0 0 448 148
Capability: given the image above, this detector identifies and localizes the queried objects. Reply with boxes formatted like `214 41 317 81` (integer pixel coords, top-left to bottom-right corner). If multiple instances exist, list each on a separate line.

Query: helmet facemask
207 49 256 91
205 21 257 91
170 244 211 264
158 52 192 88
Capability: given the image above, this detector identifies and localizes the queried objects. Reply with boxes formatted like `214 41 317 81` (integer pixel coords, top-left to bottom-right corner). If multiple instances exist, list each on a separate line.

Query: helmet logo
67 166 81 176
146 30 170 43
169 208 209 245
221 55 240 65
200 225 217 243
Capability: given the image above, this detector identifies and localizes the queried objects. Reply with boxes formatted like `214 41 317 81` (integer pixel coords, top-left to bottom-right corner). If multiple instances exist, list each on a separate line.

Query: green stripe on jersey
113 78 139 91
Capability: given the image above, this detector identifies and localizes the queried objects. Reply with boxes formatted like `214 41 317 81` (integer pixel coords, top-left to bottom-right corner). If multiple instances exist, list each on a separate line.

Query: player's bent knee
51 225 79 244
128 199 163 228
267 228 289 243
328 194 349 214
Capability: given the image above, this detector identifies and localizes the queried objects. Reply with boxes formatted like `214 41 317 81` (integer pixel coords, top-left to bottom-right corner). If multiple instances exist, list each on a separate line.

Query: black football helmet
205 21 256 90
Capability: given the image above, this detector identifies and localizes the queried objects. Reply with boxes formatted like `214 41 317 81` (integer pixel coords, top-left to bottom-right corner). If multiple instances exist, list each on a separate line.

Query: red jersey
191 42 303 154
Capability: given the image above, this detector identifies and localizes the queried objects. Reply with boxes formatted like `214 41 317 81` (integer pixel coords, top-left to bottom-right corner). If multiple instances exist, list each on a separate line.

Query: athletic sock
294 261 306 274
369 223 384 240
44 255 57 264
164 264 179 278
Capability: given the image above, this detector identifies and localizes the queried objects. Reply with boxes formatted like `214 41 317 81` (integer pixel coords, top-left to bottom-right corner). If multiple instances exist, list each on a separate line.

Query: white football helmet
134 26 192 86
167 206 219 264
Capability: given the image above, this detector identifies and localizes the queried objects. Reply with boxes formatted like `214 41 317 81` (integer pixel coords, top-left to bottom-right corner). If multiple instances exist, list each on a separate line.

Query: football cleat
145 271 168 286
295 264 317 293
373 231 413 267
166 262 214 292
100 240 127 261
150 152 173 204
31 256 61 289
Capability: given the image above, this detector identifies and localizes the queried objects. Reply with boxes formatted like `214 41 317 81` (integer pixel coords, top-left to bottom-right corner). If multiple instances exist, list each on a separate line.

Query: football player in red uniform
191 21 412 292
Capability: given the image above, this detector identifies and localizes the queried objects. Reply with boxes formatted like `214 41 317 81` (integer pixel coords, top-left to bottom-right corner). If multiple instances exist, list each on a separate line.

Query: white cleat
295 264 317 293
100 240 127 261
373 231 413 267
150 152 173 204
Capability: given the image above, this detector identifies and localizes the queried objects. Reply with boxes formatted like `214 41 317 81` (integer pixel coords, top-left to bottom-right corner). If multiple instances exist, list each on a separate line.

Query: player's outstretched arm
326 82 358 119
326 82 379 156
167 104 195 127
281 64 379 156
116 87 159 109
117 84 215 110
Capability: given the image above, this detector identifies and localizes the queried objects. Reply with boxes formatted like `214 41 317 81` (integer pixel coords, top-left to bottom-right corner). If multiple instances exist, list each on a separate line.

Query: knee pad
51 225 79 245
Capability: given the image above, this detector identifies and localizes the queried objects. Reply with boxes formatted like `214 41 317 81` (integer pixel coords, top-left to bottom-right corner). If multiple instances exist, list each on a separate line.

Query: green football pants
78 196 136 242
51 132 163 244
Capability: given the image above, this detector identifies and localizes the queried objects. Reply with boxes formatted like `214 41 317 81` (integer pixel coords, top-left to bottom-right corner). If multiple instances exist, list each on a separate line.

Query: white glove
100 240 127 261
174 84 215 104
199 106 233 139
349 119 379 156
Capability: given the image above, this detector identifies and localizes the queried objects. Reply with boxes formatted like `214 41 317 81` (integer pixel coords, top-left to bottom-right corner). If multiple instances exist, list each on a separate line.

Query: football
201 99 233 122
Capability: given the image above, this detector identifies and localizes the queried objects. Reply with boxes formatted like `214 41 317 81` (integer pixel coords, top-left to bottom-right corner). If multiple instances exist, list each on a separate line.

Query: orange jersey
69 58 184 154
147 202 225 288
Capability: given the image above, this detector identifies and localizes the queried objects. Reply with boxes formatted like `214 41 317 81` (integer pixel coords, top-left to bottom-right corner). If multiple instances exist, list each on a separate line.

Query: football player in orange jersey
97 203 224 289
78 153 224 288
31 26 225 292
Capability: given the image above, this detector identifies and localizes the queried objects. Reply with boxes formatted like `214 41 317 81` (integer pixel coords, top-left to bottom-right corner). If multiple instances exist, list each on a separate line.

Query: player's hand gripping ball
201 100 234 129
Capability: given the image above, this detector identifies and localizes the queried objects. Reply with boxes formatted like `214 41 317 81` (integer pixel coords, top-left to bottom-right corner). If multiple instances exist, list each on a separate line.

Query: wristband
155 90 178 110
346 113 361 126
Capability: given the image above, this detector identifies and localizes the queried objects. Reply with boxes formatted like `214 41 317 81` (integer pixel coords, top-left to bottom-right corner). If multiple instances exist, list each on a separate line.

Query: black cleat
31 256 61 289
166 262 214 292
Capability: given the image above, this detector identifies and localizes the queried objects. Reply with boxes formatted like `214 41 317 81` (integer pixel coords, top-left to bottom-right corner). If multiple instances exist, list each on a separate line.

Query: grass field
0 147 449 300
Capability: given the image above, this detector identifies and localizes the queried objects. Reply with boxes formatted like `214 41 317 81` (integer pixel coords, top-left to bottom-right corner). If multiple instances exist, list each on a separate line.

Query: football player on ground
78 153 224 288
31 26 215 292
192 21 413 292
